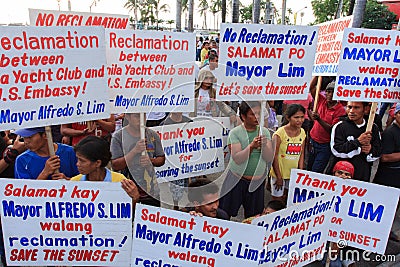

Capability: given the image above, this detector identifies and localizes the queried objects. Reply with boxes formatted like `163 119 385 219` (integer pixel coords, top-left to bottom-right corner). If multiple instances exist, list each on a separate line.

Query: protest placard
106 29 196 113
0 179 132 266
152 119 225 182
132 204 265 267
287 169 400 254
216 23 318 101
192 117 233 162
0 26 109 131
252 194 335 267
334 27 400 102
312 16 353 76
29 9 129 29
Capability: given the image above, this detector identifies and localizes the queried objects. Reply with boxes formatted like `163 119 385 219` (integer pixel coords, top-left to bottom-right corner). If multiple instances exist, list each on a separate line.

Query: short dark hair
188 178 219 203
208 53 218 61
74 136 111 168
239 101 261 121
347 101 369 107
266 200 285 211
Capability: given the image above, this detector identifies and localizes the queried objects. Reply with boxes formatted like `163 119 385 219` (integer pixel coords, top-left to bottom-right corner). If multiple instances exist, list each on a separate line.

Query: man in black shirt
330 102 381 181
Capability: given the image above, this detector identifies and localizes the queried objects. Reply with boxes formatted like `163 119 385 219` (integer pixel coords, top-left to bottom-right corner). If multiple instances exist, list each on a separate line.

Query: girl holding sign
270 104 306 203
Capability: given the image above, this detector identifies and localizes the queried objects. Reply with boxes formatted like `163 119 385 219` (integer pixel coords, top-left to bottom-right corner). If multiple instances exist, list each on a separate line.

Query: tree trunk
222 0 226 22
281 0 287 25
188 0 194 31
232 0 240 23
352 0 366 28
265 0 272 24
203 12 208 29
252 0 261 24
335 0 343 19
176 0 182 31
348 0 356 15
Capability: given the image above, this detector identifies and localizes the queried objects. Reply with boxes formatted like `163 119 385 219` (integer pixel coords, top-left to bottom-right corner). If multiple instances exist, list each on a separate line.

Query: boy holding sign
14 127 79 180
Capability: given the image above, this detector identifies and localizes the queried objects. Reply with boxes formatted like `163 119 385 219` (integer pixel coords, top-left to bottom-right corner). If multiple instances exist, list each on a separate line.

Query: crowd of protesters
0 34 400 267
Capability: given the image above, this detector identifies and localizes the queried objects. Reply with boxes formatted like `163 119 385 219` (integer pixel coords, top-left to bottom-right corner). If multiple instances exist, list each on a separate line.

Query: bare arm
0 137 25 174
95 114 116 132
261 136 273 162
308 110 333 133
271 135 283 179
229 137 259 165
309 76 318 100
381 152 400 162
60 124 88 137
298 139 306 169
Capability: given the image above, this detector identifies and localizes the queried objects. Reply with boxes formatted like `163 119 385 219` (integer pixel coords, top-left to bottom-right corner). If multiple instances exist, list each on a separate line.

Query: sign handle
45 126 59 173
313 76 323 112
366 102 377 132
140 113 146 156
260 100 266 136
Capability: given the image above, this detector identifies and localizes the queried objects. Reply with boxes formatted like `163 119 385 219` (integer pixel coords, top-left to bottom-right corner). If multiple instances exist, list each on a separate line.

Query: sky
0 0 314 28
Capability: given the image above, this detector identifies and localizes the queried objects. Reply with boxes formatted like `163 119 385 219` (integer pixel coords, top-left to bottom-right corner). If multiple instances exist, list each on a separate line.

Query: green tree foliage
311 0 350 24
239 1 272 23
239 4 253 22
362 0 397 29
311 0 396 29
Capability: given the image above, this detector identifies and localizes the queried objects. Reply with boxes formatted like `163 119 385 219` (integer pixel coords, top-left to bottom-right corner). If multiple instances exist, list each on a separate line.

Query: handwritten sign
29 9 129 29
192 117 233 162
313 16 353 75
252 194 334 267
0 179 132 266
0 26 109 131
216 23 318 101
106 30 196 112
152 119 225 182
287 169 400 254
335 27 400 102
132 204 265 267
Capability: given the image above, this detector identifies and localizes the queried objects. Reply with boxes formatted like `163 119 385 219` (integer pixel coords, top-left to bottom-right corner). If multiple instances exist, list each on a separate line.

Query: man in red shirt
308 79 346 173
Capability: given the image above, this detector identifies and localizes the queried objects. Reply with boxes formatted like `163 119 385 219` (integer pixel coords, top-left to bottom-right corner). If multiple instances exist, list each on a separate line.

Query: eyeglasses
335 170 352 179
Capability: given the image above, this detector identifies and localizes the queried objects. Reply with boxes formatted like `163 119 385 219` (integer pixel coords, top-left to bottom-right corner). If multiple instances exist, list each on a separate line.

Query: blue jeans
308 138 332 173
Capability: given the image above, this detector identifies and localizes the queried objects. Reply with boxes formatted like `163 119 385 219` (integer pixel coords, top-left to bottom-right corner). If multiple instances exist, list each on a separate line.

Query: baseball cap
14 127 45 137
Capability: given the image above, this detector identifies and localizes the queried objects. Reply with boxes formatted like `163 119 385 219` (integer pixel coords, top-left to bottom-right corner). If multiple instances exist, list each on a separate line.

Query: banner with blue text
252 194 334 267
152 119 226 182
287 169 400 254
0 179 132 266
0 26 109 131
106 29 196 113
335 28 400 102
132 204 265 267
216 23 318 101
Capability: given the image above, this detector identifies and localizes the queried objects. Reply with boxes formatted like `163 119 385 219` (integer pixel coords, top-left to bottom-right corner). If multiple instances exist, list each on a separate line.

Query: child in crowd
325 160 355 267
270 104 306 203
